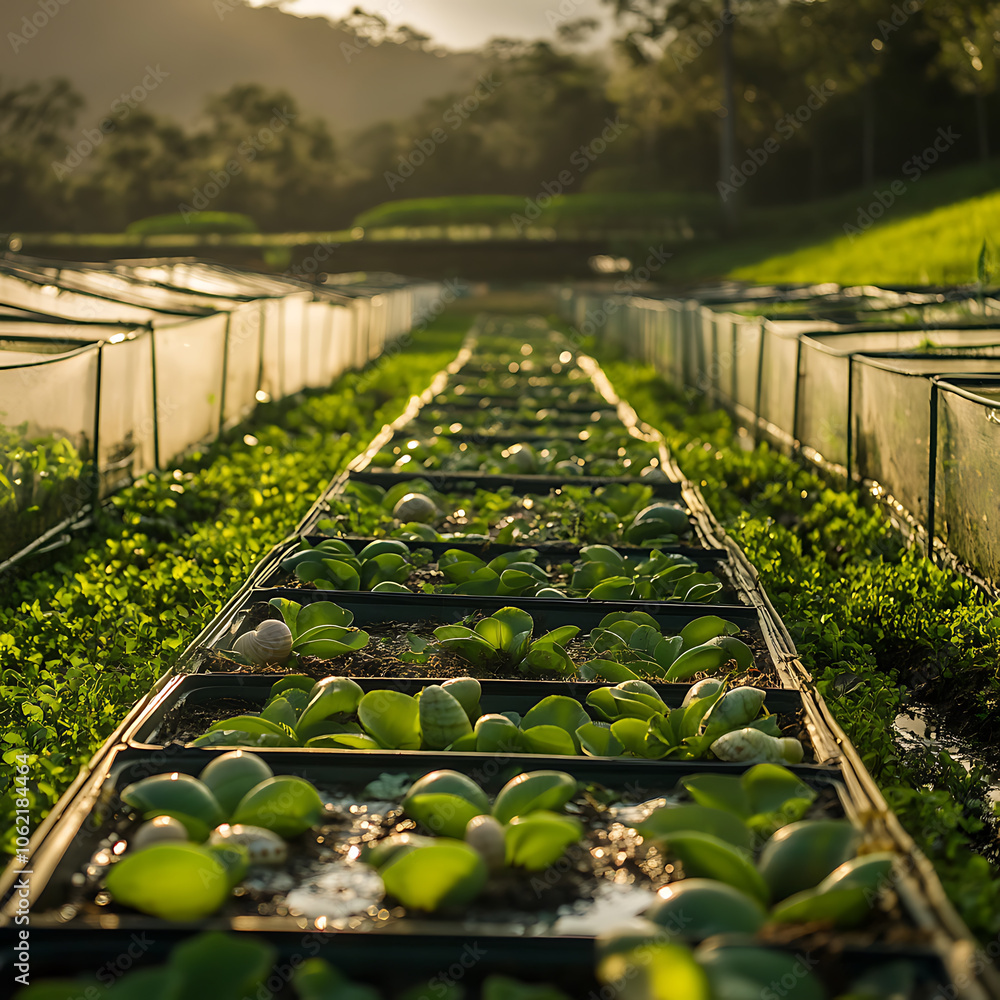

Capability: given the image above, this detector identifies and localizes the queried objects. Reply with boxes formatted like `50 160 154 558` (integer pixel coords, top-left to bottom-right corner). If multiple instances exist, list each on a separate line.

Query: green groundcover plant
0 319 468 855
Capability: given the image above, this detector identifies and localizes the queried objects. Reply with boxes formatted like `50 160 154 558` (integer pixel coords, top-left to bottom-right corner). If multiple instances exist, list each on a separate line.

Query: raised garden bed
122 674 811 760
13 750 856 937
253 535 740 605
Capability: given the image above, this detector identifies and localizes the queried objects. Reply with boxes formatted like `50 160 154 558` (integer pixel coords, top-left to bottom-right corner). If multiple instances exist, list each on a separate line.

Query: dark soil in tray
58 775 866 937
208 603 779 687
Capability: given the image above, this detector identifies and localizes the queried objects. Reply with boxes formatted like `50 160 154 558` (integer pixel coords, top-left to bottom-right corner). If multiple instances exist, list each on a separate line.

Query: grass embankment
595 352 1000 939
667 159 1000 284
0 319 468 853
354 192 718 231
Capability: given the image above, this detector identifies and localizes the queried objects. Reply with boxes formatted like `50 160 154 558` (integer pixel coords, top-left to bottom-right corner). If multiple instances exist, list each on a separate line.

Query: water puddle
894 705 1000 804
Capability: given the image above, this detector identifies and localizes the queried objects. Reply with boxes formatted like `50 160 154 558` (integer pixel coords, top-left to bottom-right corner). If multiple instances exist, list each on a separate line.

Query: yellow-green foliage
733 188 1000 286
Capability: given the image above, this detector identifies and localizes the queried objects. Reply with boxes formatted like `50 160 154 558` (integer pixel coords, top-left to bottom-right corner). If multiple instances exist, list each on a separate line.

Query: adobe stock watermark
384 75 501 192
570 245 673 338
878 0 925 41
340 0 404 62
51 66 171 179
286 240 341 280
544 0 589 29
8 0 72 53
510 116 629 232
843 126 960 241
717 81 836 201
672 5 738 69
179 107 295 219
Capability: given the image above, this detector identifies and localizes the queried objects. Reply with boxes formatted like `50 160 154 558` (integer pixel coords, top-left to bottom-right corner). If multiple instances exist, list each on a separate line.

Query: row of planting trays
2 317 993 1000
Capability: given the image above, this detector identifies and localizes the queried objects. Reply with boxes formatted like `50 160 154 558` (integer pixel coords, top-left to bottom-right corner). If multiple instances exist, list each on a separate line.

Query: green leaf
679 615 739 649
588 576 637 600
521 641 576 677
505 811 583 869
537 625 581 646
610 717 655 756
660 831 769 902
636 804 753 850
681 773 751 818
519 725 578 755
296 600 355 632
578 658 639 682
489 606 534 643
522 695 589 736
206 715 297 743
379 842 488 911
268 597 300 637
297 559 360 591
361 553 411 589
576 722 624 757
358 689 422 750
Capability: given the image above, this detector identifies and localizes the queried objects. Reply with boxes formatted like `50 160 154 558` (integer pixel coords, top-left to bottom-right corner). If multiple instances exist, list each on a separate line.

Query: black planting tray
122 674 806 752
239 589 766 635
251 535 741 603
306 469 699 549
345 469 684 497
209 589 781 687
425 396 611 413
4 748 847 935
0 931 958 1000
377 428 657 450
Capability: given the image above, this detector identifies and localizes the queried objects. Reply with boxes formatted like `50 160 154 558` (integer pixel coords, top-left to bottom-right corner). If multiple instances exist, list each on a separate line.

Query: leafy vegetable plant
190 673 799 762
364 768 582 911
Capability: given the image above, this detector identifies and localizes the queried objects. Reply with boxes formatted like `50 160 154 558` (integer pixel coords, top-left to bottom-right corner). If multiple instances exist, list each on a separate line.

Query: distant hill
4 0 484 133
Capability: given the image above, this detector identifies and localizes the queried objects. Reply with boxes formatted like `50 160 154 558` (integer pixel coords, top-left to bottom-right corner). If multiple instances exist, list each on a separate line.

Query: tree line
1 0 997 233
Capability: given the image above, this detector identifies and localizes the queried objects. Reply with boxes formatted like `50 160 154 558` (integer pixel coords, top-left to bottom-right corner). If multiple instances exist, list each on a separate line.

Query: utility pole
719 0 738 231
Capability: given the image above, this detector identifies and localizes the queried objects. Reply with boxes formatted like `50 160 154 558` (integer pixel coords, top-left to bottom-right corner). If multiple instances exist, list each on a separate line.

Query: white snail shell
465 814 506 871
130 815 189 852
233 619 293 665
210 824 288 864
393 493 438 523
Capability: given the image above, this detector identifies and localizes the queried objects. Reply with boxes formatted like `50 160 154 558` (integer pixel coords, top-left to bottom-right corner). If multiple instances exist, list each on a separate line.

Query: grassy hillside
648 159 1000 284
732 187 1000 285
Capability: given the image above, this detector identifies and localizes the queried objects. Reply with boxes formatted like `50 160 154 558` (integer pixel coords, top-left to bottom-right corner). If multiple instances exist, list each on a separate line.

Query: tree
0 77 82 229
925 0 1000 160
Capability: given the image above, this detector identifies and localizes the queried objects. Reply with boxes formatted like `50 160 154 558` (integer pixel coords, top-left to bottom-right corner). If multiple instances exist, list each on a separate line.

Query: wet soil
62 775 863 938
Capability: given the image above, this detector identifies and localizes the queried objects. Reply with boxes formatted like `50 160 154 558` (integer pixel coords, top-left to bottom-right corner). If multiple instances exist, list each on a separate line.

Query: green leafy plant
579 611 752 682
107 755 324 920
407 607 580 677
364 768 581 911
191 672 797 762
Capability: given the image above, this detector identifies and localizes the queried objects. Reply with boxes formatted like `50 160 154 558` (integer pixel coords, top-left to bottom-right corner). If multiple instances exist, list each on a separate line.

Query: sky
247 0 616 51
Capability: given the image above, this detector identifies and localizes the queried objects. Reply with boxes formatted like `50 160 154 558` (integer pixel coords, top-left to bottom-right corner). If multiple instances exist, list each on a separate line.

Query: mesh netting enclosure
935 377 1000 584
0 338 99 562
798 328 1000 471
0 259 443 565
852 354 1000 523
559 282 1000 588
